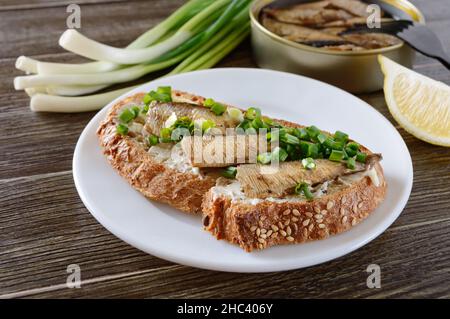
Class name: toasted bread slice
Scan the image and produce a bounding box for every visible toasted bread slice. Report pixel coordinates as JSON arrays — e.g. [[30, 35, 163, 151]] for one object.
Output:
[[98, 89, 387, 252], [97, 91, 219, 214]]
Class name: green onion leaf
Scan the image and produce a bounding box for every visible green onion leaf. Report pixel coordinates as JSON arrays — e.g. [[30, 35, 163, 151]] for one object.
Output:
[[345, 146, 357, 157], [203, 98, 215, 108], [356, 152, 367, 163], [301, 157, 316, 170], [174, 116, 192, 129], [159, 127, 173, 143], [257, 152, 272, 165], [251, 117, 266, 129], [222, 166, 237, 179], [329, 149, 344, 162], [132, 106, 141, 118], [294, 128, 309, 140], [347, 142, 360, 151], [116, 123, 128, 136], [245, 107, 261, 120], [237, 119, 250, 131], [202, 119, 216, 132], [119, 108, 135, 123], [282, 133, 300, 145], [148, 134, 158, 146], [271, 147, 288, 162], [331, 140, 345, 150], [323, 137, 334, 149], [306, 125, 321, 140], [142, 104, 149, 114], [347, 157, 356, 169], [144, 87, 172, 105], [156, 86, 171, 96], [342, 148, 349, 160], [210, 102, 226, 115], [334, 130, 349, 143], [317, 133, 327, 144], [300, 141, 319, 158], [295, 182, 314, 200]]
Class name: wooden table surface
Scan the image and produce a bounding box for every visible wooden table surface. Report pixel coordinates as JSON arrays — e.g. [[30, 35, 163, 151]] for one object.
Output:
[[1, 0, 449, 299]]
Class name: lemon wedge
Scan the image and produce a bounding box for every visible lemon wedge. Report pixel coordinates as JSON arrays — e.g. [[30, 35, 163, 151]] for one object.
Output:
[[378, 55, 450, 147]]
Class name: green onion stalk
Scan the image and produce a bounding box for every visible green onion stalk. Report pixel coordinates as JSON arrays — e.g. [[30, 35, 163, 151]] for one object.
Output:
[[15, 0, 252, 112]]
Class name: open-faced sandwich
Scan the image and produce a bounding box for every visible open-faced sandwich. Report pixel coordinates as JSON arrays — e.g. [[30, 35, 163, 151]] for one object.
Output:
[[97, 86, 386, 252]]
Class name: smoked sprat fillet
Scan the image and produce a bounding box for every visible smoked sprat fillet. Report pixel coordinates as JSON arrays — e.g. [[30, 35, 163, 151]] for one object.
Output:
[[98, 89, 387, 252], [260, 0, 401, 51]]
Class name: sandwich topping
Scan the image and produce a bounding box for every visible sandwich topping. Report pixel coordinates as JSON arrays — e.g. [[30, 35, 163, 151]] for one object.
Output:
[[115, 86, 383, 202]]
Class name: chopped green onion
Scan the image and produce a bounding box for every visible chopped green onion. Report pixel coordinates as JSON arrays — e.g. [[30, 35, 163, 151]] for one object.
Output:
[[257, 152, 272, 165], [329, 149, 344, 162], [174, 116, 192, 129], [323, 147, 332, 158], [119, 108, 135, 123], [144, 86, 172, 105], [282, 133, 300, 145], [131, 106, 141, 118], [156, 86, 172, 96], [300, 141, 319, 158], [331, 140, 345, 150], [245, 107, 261, 120], [356, 152, 367, 163], [347, 142, 360, 151], [142, 104, 149, 114], [323, 137, 334, 149], [116, 123, 128, 136], [295, 182, 314, 200], [347, 157, 356, 169], [262, 117, 275, 127], [345, 146, 357, 157], [148, 134, 159, 146], [317, 133, 327, 144], [227, 107, 244, 122], [334, 130, 349, 142], [237, 119, 250, 131], [251, 117, 266, 129], [271, 147, 288, 162], [159, 127, 173, 143], [203, 98, 215, 108], [306, 125, 321, 140], [301, 157, 316, 170], [210, 102, 226, 115], [295, 128, 309, 140], [286, 144, 302, 161], [222, 166, 237, 179], [202, 119, 216, 132], [342, 148, 349, 160]]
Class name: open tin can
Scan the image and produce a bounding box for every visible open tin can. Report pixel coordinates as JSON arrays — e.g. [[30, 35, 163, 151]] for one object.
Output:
[[250, 0, 425, 93]]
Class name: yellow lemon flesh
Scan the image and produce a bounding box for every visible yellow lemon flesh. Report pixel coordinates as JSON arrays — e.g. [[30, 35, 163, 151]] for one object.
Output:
[[379, 55, 450, 147]]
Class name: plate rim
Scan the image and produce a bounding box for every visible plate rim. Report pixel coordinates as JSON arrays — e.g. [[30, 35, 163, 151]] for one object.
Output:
[[73, 67, 413, 273]]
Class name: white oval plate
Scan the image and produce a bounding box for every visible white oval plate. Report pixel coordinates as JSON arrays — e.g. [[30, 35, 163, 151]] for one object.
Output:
[[73, 68, 412, 273]]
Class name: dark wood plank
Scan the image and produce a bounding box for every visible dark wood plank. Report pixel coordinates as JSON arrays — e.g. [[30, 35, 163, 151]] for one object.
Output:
[[0, 165, 448, 298], [0, 0, 127, 11], [0, 0, 449, 299]]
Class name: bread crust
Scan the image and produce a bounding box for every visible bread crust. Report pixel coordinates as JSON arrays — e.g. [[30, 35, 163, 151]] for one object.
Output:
[[202, 163, 386, 252], [97, 92, 216, 214]]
